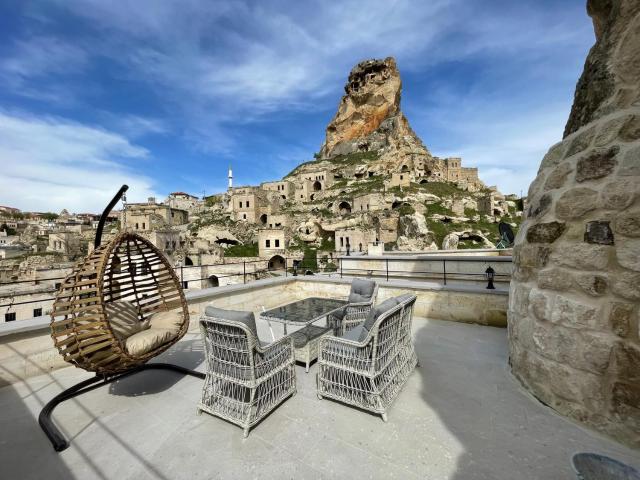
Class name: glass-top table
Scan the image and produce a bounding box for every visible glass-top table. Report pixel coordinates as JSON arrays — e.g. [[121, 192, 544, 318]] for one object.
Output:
[[261, 297, 347, 335]]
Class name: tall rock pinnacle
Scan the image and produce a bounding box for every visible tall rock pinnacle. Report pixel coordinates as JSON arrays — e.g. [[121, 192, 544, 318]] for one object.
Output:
[[319, 57, 430, 160]]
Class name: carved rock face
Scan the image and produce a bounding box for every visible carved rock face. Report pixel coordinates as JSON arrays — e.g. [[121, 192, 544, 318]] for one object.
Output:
[[319, 57, 428, 161], [509, 0, 640, 448]]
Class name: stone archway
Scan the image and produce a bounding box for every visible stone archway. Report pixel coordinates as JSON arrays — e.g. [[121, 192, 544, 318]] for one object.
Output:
[[184, 256, 194, 266], [420, 179, 428, 184], [268, 254, 285, 271], [259, 213, 267, 225], [208, 275, 219, 287], [338, 201, 351, 214], [313, 180, 322, 191]]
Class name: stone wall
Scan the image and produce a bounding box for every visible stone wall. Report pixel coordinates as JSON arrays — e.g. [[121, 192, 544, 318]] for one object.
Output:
[[509, 0, 640, 448]]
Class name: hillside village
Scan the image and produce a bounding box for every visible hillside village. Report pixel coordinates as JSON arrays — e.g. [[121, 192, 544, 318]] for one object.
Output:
[[1, 57, 523, 321]]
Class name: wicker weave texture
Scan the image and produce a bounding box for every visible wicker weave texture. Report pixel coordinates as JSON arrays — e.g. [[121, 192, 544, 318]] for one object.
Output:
[[317, 295, 417, 420], [198, 316, 296, 437], [50, 231, 189, 375], [329, 285, 378, 336]]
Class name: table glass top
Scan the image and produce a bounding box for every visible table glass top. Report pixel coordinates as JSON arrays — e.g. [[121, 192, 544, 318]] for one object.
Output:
[[261, 297, 347, 324]]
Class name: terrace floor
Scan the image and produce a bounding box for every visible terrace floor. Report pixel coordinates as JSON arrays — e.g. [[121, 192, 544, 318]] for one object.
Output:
[[2, 318, 638, 480]]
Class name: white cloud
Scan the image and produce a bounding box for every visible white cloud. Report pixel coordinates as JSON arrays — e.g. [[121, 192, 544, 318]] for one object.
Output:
[[0, 111, 160, 212]]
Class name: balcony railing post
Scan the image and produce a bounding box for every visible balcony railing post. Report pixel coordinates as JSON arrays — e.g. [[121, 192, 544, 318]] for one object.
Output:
[[180, 265, 184, 287], [443, 259, 447, 285], [285, 257, 287, 277], [340, 258, 343, 278], [243, 261, 246, 284], [386, 258, 389, 282]]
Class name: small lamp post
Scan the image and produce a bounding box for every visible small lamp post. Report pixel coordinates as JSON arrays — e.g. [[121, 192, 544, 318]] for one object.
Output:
[[346, 241, 351, 256], [485, 266, 496, 290]]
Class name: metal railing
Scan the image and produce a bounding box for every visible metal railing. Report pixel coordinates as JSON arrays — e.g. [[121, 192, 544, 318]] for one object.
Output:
[[0, 254, 511, 310]]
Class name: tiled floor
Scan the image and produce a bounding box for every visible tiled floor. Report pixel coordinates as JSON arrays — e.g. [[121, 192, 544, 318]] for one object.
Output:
[[1, 318, 638, 479]]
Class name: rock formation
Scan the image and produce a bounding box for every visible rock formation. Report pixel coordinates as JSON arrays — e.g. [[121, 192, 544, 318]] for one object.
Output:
[[319, 57, 432, 165], [509, 0, 640, 447]]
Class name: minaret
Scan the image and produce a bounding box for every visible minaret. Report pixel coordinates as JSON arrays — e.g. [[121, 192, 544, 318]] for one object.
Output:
[[228, 165, 233, 190]]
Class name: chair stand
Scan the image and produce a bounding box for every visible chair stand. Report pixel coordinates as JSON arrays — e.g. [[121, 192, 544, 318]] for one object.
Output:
[[39, 363, 205, 452]]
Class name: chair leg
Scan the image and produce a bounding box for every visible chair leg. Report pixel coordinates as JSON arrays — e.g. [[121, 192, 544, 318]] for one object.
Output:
[[381, 412, 388, 423], [305, 360, 309, 373], [243, 427, 250, 438], [39, 362, 205, 452]]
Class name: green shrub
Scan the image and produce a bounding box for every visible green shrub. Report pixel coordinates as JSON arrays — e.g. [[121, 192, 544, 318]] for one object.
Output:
[[225, 243, 259, 257], [397, 204, 415, 216]]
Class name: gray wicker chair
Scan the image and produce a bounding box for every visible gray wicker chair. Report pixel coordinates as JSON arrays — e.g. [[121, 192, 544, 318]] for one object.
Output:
[[317, 294, 417, 421], [328, 278, 379, 336], [198, 306, 296, 437]]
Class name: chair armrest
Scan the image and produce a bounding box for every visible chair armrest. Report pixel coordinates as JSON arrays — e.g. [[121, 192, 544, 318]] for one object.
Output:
[[254, 335, 295, 378], [319, 334, 373, 365]]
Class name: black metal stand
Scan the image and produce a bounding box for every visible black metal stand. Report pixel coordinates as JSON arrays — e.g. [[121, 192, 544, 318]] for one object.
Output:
[[39, 363, 205, 452]]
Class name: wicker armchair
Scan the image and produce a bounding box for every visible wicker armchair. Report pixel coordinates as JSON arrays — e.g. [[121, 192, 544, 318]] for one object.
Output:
[[328, 278, 379, 336], [198, 307, 296, 437], [317, 294, 417, 421]]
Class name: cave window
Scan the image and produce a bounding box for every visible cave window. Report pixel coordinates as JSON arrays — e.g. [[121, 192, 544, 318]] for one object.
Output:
[[239, 201, 243, 208], [340, 237, 344, 247], [243, 214, 246, 220], [359, 243, 362, 252], [400, 175, 403, 180], [246, 200, 250, 208], [275, 239, 280, 247], [266, 240, 270, 247], [142, 222, 145, 229]]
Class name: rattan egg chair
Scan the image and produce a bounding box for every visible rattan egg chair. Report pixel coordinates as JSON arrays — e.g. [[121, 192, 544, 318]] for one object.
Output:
[[39, 185, 204, 452]]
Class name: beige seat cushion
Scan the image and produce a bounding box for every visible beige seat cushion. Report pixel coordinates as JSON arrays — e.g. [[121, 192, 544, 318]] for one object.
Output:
[[149, 309, 183, 336], [125, 328, 177, 357], [105, 301, 148, 340]]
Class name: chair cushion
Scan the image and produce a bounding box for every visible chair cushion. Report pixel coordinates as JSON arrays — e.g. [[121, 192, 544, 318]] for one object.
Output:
[[204, 306, 257, 337], [348, 278, 376, 304], [360, 297, 400, 341], [105, 301, 147, 340], [149, 309, 183, 336], [125, 328, 177, 357], [341, 324, 365, 342]]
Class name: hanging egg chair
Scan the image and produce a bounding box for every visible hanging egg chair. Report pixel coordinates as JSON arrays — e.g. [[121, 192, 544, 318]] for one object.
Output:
[[50, 230, 189, 373], [39, 185, 204, 452]]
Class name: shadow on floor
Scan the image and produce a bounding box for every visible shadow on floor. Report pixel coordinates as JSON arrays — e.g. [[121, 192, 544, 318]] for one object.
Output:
[[108, 337, 204, 396], [412, 321, 639, 480]]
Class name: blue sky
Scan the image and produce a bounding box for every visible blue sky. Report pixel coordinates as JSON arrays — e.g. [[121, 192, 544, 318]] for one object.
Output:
[[0, 0, 594, 213]]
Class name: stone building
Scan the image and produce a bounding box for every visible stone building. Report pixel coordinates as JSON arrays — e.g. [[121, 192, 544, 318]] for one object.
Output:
[[388, 172, 410, 188], [47, 232, 82, 257], [353, 193, 388, 212], [335, 227, 376, 255], [261, 181, 294, 200], [229, 187, 268, 222], [0, 284, 56, 323], [259, 213, 289, 228], [146, 229, 184, 261], [258, 229, 287, 270], [509, 0, 640, 448], [125, 199, 188, 231], [166, 192, 200, 211], [292, 170, 334, 202]]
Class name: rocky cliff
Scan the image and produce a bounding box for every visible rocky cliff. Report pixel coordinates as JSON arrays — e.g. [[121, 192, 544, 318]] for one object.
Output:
[[319, 57, 431, 166]]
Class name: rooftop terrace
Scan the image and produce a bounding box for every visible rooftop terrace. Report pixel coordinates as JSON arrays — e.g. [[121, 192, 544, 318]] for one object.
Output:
[[1, 277, 638, 479]]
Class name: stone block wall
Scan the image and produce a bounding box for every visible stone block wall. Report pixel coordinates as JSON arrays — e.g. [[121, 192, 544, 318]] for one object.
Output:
[[509, 0, 640, 448]]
